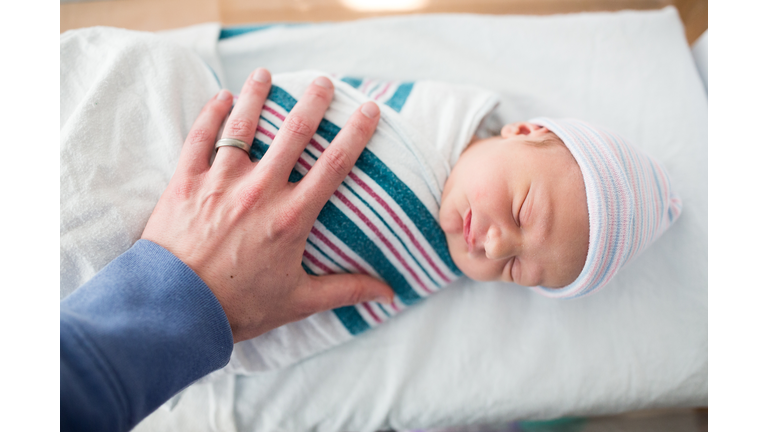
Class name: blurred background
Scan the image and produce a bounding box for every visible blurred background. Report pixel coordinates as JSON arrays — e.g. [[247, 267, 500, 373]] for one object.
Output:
[[61, 0, 706, 45]]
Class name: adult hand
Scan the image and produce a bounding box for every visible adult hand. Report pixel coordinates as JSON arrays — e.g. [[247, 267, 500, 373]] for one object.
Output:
[[142, 68, 393, 343]]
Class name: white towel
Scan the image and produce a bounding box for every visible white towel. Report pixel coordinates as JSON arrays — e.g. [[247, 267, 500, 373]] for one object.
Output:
[[60, 27, 220, 299]]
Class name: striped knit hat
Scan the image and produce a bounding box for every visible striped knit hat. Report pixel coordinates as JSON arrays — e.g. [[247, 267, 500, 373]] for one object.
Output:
[[528, 118, 683, 299]]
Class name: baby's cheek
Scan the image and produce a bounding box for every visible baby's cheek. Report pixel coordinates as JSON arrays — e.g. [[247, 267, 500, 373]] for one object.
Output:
[[438, 204, 462, 234], [454, 253, 504, 282], [444, 231, 464, 259], [445, 234, 473, 276]]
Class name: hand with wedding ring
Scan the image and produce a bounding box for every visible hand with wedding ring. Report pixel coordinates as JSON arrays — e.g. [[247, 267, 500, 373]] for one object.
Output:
[[141, 68, 394, 343]]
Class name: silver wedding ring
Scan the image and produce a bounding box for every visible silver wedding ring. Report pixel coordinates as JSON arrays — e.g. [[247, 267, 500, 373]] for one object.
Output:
[[215, 138, 251, 154]]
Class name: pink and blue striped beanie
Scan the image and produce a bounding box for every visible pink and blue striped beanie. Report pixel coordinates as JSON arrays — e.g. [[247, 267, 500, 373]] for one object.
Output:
[[528, 118, 683, 299]]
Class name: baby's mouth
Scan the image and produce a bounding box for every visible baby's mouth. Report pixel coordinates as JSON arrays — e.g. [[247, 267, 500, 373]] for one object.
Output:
[[463, 208, 474, 252]]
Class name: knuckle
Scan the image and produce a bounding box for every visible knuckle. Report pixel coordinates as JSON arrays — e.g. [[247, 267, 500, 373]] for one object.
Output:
[[305, 86, 331, 101], [171, 179, 197, 201], [294, 296, 319, 319], [274, 203, 303, 235], [345, 277, 366, 305], [191, 186, 226, 213], [225, 117, 255, 138], [347, 117, 371, 140], [207, 97, 228, 114], [187, 128, 211, 147], [282, 116, 313, 140], [236, 186, 264, 210], [262, 200, 305, 241], [244, 79, 270, 95], [200, 183, 226, 204], [321, 146, 352, 179]]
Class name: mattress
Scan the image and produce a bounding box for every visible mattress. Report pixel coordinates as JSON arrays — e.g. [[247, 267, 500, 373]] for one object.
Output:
[[125, 7, 707, 431]]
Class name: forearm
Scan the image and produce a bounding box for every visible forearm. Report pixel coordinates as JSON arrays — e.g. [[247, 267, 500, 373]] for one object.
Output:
[[60, 240, 233, 432]]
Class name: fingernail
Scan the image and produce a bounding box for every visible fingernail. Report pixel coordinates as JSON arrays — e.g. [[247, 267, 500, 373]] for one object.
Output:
[[313, 76, 332, 89], [252, 68, 270, 83], [217, 89, 231, 100], [374, 296, 392, 305], [361, 101, 379, 119]]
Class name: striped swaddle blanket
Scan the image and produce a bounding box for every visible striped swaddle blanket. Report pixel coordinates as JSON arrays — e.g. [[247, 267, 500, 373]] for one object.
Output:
[[228, 71, 500, 372]]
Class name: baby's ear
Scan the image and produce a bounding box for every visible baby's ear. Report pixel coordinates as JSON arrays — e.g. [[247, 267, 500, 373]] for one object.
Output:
[[501, 122, 549, 138]]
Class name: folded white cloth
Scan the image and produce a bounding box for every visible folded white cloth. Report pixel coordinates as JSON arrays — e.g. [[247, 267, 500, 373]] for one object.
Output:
[[228, 72, 499, 372], [60, 27, 220, 300]]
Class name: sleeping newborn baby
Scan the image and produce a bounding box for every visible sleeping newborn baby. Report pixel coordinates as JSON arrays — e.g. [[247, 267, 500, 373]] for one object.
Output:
[[440, 122, 590, 290], [224, 71, 682, 372]]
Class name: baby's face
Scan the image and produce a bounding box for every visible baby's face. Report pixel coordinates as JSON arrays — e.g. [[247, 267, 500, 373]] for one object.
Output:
[[439, 122, 589, 288]]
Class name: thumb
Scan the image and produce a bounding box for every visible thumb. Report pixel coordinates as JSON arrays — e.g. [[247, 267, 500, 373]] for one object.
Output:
[[302, 273, 395, 314]]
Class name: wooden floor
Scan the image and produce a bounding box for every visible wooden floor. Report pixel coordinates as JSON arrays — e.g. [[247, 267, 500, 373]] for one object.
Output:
[[61, 0, 707, 44]]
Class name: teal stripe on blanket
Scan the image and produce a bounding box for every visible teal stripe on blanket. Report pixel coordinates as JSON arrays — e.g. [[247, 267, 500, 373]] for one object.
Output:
[[317, 202, 423, 305], [332, 306, 371, 335], [301, 262, 314, 275], [250, 139, 304, 183], [337, 77, 413, 113], [385, 82, 414, 112], [307, 238, 350, 273], [220, 24, 277, 39], [301, 261, 371, 335], [266, 85, 461, 276], [340, 77, 363, 88], [354, 151, 461, 276], [219, 23, 307, 40], [340, 183, 441, 287]]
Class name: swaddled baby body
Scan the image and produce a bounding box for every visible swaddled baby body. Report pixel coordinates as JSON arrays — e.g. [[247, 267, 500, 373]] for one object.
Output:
[[224, 71, 682, 372]]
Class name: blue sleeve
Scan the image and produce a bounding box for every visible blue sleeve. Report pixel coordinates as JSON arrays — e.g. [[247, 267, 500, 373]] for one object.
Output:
[[60, 240, 234, 432]]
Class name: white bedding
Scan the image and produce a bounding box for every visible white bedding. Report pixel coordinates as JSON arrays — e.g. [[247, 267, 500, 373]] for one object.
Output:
[[69, 7, 706, 431]]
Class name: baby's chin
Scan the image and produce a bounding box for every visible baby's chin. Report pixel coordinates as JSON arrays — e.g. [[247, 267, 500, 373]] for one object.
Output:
[[457, 263, 497, 282]]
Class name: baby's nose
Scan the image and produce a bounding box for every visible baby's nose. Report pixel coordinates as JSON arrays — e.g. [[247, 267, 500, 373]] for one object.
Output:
[[484, 225, 520, 260]]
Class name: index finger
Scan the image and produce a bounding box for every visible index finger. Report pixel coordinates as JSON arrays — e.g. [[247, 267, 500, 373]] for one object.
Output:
[[293, 101, 380, 212]]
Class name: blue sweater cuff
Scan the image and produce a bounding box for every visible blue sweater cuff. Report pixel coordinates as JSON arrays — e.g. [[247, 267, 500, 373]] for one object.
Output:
[[60, 239, 233, 432]]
